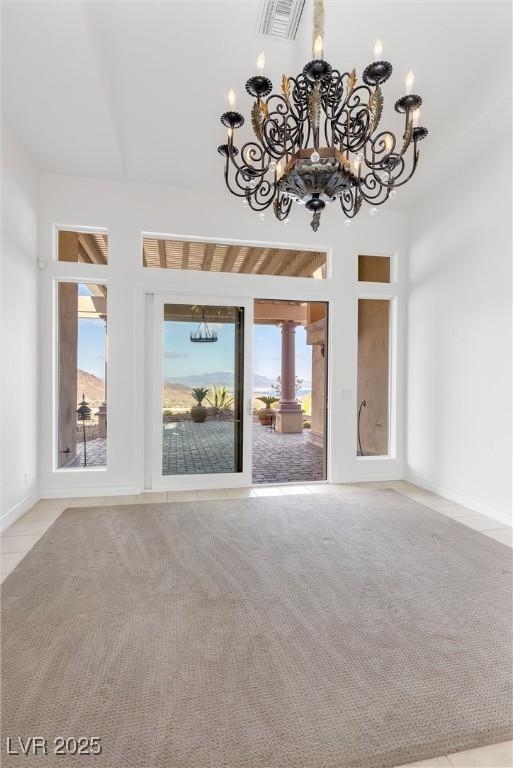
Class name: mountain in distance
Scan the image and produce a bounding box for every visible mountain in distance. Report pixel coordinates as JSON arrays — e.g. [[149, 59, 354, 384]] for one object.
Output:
[[165, 372, 235, 387], [253, 373, 277, 390], [165, 371, 277, 389], [77, 369, 105, 405]]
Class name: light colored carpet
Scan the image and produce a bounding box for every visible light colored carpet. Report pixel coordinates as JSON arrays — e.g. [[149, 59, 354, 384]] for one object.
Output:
[[1, 491, 512, 767]]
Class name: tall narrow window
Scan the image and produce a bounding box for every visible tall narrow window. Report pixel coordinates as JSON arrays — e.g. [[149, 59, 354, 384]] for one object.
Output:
[[357, 299, 390, 457], [57, 282, 107, 468], [58, 229, 108, 264]]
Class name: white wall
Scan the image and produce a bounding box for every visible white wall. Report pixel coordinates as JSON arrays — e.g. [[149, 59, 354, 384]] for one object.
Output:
[[36, 173, 407, 497], [0, 125, 40, 528], [406, 134, 512, 524]]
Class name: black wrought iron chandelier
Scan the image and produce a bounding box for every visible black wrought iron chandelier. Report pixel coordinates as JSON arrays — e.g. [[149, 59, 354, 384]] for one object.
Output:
[[218, 0, 428, 232]]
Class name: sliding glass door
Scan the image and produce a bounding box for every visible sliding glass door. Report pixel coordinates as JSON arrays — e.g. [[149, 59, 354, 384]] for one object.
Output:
[[151, 295, 253, 488]]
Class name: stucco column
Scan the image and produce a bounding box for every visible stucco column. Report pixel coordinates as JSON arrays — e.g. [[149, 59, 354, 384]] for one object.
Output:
[[276, 321, 303, 433]]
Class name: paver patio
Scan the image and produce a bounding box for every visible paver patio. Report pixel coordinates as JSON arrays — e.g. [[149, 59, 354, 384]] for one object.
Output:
[[251, 423, 325, 483], [77, 421, 325, 483]]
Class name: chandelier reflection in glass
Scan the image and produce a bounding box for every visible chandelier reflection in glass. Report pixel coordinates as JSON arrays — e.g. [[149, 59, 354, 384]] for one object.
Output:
[[190, 308, 218, 343], [218, 2, 428, 232]]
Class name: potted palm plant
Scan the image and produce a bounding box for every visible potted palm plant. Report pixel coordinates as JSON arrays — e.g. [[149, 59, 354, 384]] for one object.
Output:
[[190, 387, 209, 423], [256, 395, 279, 425]]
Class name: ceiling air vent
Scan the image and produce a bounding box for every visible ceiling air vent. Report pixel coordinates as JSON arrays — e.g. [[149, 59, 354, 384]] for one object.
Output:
[[257, 0, 305, 41]]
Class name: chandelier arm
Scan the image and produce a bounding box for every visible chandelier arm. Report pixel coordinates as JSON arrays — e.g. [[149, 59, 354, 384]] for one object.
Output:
[[223, 166, 256, 199], [273, 193, 293, 220], [259, 95, 301, 157], [322, 70, 346, 119], [246, 179, 277, 212], [340, 187, 362, 218], [222, 155, 254, 199], [223, 149, 270, 201], [387, 146, 420, 188], [332, 103, 372, 152], [262, 114, 300, 159], [226, 141, 271, 181], [363, 130, 398, 170], [358, 171, 392, 205], [325, 73, 359, 125], [366, 141, 419, 191]]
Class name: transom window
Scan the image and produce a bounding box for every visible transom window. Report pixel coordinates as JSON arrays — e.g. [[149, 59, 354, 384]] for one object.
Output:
[[142, 237, 326, 279]]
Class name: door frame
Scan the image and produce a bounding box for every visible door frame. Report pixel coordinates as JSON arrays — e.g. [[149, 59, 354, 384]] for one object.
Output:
[[149, 292, 254, 491]]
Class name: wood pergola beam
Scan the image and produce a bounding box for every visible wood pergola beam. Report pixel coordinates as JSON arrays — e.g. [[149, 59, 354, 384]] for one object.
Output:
[[222, 246, 239, 273], [267, 249, 290, 275], [182, 241, 190, 270], [239, 247, 262, 274], [78, 233, 106, 265], [157, 239, 167, 268], [281, 251, 313, 277], [297, 252, 326, 277], [202, 242, 215, 271]]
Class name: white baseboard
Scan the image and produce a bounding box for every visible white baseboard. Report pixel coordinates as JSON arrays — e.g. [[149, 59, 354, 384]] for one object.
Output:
[[39, 484, 138, 499], [0, 491, 40, 532], [334, 471, 403, 483], [404, 469, 512, 527]]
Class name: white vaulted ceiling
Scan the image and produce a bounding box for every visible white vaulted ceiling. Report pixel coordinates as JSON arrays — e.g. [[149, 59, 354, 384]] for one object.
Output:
[[3, 1, 511, 207]]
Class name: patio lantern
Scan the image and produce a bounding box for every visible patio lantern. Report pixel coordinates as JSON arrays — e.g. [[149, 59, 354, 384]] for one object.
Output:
[[190, 308, 218, 343], [76, 394, 92, 467]]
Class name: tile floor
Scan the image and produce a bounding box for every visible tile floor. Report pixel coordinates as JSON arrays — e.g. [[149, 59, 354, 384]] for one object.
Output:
[[1, 480, 511, 768]]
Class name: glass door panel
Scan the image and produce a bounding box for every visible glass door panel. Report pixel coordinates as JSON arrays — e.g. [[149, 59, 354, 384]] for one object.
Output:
[[162, 303, 243, 475], [151, 296, 252, 488]]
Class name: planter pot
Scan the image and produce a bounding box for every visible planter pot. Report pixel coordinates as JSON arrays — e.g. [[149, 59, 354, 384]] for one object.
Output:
[[191, 405, 207, 423], [258, 408, 275, 426]]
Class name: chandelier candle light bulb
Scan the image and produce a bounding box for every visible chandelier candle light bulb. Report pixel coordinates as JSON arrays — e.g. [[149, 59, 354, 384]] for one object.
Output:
[[218, 0, 428, 231], [313, 34, 323, 60]]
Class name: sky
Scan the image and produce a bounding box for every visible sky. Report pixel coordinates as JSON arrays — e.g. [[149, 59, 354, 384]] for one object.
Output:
[[164, 320, 235, 380], [77, 283, 106, 378], [76, 286, 313, 388], [253, 324, 311, 382], [163, 320, 311, 385], [78, 318, 106, 378]]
